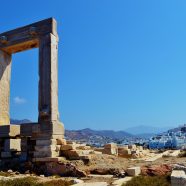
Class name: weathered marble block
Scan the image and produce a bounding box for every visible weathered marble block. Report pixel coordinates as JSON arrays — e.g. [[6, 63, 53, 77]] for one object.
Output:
[[171, 170, 186, 186], [126, 167, 141, 176], [4, 139, 21, 152]]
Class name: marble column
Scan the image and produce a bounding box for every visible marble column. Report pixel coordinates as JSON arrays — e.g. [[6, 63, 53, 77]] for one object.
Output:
[[0, 50, 12, 125], [38, 33, 60, 124]]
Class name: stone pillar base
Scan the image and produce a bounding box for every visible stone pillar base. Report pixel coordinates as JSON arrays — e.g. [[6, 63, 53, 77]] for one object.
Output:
[[0, 125, 21, 159], [0, 122, 65, 159], [32, 121, 64, 139], [31, 121, 65, 158]]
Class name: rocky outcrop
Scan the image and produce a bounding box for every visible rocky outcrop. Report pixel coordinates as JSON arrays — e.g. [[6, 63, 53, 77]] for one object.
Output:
[[141, 164, 172, 176], [33, 162, 87, 177], [90, 168, 125, 177]]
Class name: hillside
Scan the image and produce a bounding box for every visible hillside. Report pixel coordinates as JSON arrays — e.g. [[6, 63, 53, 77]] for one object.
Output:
[[65, 128, 133, 140], [11, 119, 177, 140], [125, 125, 171, 135]]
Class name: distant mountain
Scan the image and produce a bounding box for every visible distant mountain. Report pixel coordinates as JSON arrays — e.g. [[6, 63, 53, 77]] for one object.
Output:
[[135, 133, 155, 139], [168, 125, 186, 133], [11, 119, 169, 140], [10, 119, 32, 124], [125, 125, 171, 135], [65, 128, 133, 140]]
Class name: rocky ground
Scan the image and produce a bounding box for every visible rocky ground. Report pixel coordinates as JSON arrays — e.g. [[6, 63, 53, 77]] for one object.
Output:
[[73, 153, 183, 174], [0, 152, 183, 185]]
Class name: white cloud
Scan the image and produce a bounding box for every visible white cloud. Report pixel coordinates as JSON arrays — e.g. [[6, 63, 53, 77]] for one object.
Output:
[[14, 96, 27, 104]]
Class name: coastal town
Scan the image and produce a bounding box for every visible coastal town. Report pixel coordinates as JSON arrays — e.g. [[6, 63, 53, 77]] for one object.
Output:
[[66, 124, 186, 151], [149, 125, 186, 150]]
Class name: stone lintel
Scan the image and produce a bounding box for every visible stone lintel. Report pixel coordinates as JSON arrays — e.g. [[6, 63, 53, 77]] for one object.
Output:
[[0, 18, 58, 54]]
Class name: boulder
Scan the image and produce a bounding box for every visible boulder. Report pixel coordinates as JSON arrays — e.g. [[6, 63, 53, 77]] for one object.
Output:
[[141, 164, 172, 176], [45, 162, 87, 177], [60, 144, 76, 151], [90, 168, 125, 176], [56, 138, 66, 145]]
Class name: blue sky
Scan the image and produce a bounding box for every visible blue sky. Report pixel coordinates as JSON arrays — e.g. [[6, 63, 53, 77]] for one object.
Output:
[[1, 0, 186, 130]]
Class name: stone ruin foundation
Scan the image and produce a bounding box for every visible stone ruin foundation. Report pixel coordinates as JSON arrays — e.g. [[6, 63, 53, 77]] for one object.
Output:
[[0, 18, 139, 176], [0, 18, 65, 163]]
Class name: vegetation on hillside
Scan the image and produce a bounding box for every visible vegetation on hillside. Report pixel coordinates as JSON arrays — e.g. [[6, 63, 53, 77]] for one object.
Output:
[[122, 175, 171, 186], [0, 177, 70, 186]]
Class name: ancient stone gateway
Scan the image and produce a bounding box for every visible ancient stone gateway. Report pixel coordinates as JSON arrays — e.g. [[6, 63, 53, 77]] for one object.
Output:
[[0, 18, 65, 161]]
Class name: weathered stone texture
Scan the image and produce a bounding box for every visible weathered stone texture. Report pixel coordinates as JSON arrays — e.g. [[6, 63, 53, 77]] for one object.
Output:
[[0, 51, 11, 125], [4, 139, 21, 152], [38, 33, 59, 123], [171, 170, 186, 186], [0, 18, 65, 160], [126, 167, 141, 176]]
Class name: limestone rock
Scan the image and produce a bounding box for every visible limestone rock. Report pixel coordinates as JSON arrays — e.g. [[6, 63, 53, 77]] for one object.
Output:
[[56, 138, 66, 145], [171, 170, 186, 186], [104, 143, 117, 149], [4, 139, 21, 152], [61, 144, 76, 151], [44, 162, 87, 177], [70, 178, 84, 184], [103, 143, 118, 155], [126, 167, 141, 176]]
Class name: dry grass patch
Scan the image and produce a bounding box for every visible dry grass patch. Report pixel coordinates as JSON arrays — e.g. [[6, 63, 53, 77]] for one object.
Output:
[[0, 177, 70, 186], [122, 175, 171, 186]]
